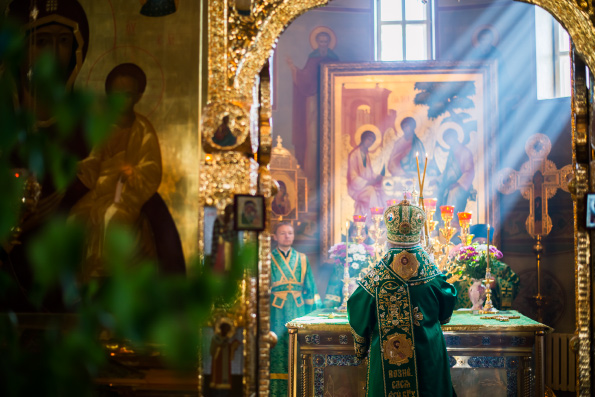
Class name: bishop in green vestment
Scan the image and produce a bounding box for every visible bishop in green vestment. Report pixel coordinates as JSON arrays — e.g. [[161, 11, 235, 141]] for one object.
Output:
[[348, 200, 457, 397], [270, 222, 320, 396]]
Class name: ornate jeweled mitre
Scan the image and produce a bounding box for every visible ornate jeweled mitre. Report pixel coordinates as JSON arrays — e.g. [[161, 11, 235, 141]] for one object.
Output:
[[384, 199, 426, 245]]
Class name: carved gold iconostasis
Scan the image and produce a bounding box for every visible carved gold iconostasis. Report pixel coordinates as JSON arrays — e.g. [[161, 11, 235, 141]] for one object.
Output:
[[6, 0, 592, 395]]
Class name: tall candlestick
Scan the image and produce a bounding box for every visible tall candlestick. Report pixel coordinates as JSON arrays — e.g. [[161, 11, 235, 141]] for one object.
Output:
[[345, 220, 350, 242], [337, 220, 352, 313], [486, 224, 490, 271], [415, 152, 422, 194], [420, 153, 428, 195], [481, 223, 497, 313]]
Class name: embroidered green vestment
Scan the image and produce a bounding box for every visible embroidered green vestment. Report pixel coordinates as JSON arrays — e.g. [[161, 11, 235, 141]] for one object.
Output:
[[347, 246, 457, 397], [270, 247, 320, 396]]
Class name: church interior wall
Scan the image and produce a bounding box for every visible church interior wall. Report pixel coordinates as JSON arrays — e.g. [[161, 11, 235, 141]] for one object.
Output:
[[273, 0, 575, 331]]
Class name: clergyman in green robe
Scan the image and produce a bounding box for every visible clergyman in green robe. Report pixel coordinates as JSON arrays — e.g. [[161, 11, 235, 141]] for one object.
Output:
[[270, 222, 321, 396], [348, 199, 457, 397]]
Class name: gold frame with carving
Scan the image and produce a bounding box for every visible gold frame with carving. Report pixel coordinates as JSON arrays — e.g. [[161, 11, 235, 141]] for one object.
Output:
[[319, 61, 499, 255]]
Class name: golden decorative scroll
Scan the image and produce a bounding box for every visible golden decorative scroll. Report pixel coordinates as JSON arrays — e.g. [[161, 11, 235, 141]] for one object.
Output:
[[257, 70, 274, 397], [571, 51, 591, 397], [517, 1, 595, 76], [203, 2, 332, 395]]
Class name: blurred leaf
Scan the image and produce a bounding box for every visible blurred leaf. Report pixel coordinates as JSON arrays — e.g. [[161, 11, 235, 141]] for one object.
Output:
[[27, 219, 84, 306], [46, 143, 78, 191], [0, 171, 24, 243], [0, 18, 245, 396], [84, 93, 126, 148]]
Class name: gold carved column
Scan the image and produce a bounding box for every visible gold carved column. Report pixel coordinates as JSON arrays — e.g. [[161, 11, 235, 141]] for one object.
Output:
[[513, 1, 595, 395], [200, 1, 330, 396]]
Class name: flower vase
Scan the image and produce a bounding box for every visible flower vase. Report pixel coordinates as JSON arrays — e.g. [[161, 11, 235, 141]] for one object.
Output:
[[468, 278, 487, 310]]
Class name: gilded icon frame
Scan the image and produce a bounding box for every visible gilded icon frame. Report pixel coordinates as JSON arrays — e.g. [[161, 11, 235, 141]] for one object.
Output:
[[319, 61, 500, 253], [234, 194, 266, 231]]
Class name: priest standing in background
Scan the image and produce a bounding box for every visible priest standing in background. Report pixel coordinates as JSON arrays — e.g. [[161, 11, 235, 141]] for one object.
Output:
[[348, 199, 457, 396], [270, 222, 321, 396]]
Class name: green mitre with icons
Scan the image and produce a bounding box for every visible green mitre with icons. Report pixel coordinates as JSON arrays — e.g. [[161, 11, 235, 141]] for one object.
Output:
[[384, 199, 426, 245]]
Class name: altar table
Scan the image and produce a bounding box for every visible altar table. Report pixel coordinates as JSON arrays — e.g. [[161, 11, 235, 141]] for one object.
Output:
[[286, 309, 551, 397]]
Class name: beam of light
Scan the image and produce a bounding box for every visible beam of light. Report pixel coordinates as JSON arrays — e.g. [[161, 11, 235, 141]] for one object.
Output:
[[434, 2, 571, 231], [270, 1, 572, 253]]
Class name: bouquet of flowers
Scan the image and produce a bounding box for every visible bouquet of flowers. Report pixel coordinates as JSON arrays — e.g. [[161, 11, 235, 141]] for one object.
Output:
[[328, 242, 374, 276], [447, 243, 504, 282]]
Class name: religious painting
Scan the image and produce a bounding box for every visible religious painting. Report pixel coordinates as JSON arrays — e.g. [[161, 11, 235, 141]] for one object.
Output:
[[75, 0, 201, 270], [297, 177, 308, 212], [271, 170, 298, 220], [202, 317, 244, 396], [272, 8, 374, 191], [234, 195, 265, 231], [320, 62, 498, 252], [586, 193, 595, 229], [203, 205, 237, 273], [0, 0, 202, 303]]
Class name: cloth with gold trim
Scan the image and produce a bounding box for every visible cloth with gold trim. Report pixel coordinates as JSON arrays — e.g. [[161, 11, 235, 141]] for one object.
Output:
[[347, 246, 457, 397], [270, 247, 320, 396]]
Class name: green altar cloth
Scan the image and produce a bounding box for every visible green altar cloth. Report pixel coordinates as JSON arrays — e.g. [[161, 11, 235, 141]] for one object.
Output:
[[288, 309, 550, 332]]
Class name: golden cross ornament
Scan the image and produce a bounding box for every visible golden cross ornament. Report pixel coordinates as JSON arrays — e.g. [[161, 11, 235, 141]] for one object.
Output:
[[496, 133, 572, 238]]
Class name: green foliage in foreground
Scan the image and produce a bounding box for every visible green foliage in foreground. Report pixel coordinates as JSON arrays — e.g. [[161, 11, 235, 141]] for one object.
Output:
[[0, 19, 245, 396]]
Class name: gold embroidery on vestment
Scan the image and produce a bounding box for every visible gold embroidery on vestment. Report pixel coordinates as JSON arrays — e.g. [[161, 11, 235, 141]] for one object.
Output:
[[390, 251, 419, 280], [383, 334, 414, 365], [413, 307, 423, 326]]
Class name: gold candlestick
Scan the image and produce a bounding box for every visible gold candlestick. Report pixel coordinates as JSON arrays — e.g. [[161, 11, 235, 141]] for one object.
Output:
[[370, 207, 384, 262], [457, 212, 474, 246], [439, 207, 457, 243], [336, 220, 352, 313], [354, 217, 366, 245], [481, 224, 498, 313], [423, 199, 438, 245], [432, 206, 456, 271]]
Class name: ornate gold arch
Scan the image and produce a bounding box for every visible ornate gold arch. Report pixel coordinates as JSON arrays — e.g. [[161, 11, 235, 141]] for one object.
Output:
[[514, 2, 594, 396], [202, 0, 594, 395], [517, 0, 595, 73]]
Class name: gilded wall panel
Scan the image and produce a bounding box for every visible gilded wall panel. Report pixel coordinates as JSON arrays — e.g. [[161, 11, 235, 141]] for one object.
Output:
[[75, 0, 201, 267]]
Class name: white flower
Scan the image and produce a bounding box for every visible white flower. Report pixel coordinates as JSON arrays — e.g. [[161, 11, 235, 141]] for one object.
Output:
[[345, 257, 352, 263], [475, 244, 488, 252], [351, 263, 360, 270]]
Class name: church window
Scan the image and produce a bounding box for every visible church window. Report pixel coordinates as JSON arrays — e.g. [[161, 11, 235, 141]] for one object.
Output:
[[535, 6, 570, 99], [376, 0, 433, 61]]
